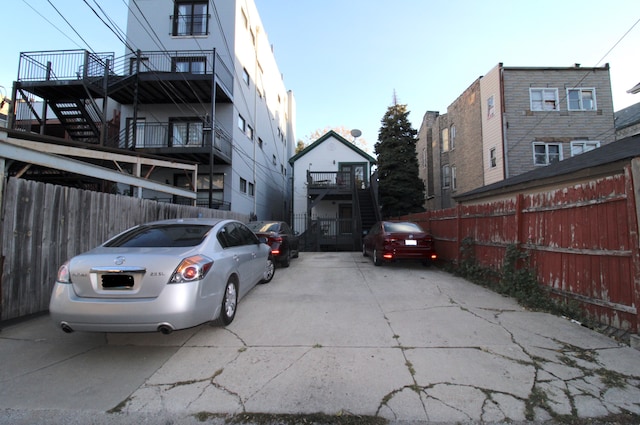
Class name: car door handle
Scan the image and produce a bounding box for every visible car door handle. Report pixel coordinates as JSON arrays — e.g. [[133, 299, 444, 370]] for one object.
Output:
[[233, 255, 239, 262]]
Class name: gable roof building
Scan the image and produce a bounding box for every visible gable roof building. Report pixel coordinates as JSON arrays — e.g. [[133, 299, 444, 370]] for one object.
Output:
[[289, 131, 378, 251]]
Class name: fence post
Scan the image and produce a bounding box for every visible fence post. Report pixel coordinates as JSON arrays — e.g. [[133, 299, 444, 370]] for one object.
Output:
[[626, 161, 640, 335], [515, 193, 523, 247], [456, 204, 462, 265]]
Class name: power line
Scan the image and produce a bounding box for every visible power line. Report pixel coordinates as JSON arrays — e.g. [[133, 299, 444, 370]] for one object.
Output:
[[46, 0, 95, 52]]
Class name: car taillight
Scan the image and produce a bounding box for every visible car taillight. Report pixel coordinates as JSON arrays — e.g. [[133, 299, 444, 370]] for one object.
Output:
[[57, 261, 71, 283], [170, 255, 213, 283], [270, 236, 283, 255]]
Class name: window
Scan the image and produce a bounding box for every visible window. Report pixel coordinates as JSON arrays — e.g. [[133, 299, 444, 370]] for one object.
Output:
[[174, 173, 224, 206], [450, 125, 456, 150], [487, 95, 495, 119], [442, 165, 451, 188], [489, 147, 497, 168], [247, 125, 254, 141], [567, 88, 596, 111], [451, 166, 457, 190], [172, 57, 206, 74], [125, 117, 146, 148], [258, 137, 264, 149], [571, 140, 600, 156], [240, 177, 247, 193], [441, 128, 449, 152], [173, 1, 208, 36], [530, 88, 559, 111], [272, 154, 277, 165], [170, 118, 203, 147], [242, 68, 250, 86], [248, 182, 255, 196], [129, 57, 150, 74], [237, 115, 246, 133], [533, 142, 562, 165]]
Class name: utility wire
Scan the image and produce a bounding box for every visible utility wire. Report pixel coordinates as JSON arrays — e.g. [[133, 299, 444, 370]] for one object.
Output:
[[46, 0, 95, 52]]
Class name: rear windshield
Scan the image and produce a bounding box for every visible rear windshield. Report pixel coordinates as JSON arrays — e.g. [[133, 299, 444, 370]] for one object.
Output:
[[384, 222, 424, 233], [104, 224, 213, 248], [246, 222, 278, 232]]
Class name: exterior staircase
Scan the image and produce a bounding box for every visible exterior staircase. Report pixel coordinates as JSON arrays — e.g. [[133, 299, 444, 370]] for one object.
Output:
[[48, 99, 102, 143], [358, 187, 379, 234]]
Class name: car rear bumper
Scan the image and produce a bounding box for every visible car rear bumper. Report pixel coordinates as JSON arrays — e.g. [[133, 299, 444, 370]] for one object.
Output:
[[49, 281, 220, 333], [382, 248, 437, 261]]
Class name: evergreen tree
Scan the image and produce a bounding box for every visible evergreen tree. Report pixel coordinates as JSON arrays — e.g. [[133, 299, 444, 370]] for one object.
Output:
[[374, 100, 425, 218]]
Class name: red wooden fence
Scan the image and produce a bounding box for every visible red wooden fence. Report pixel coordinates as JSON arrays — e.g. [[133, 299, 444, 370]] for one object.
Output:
[[400, 166, 640, 332]]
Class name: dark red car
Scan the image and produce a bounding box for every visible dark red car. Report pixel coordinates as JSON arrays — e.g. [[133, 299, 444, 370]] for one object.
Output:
[[246, 221, 299, 267], [362, 221, 437, 266]]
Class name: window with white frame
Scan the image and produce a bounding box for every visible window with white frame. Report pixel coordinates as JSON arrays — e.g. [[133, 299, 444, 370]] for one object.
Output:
[[489, 147, 497, 168], [441, 127, 449, 152], [530, 88, 559, 111], [451, 166, 457, 190], [248, 182, 255, 196], [442, 165, 451, 188], [533, 142, 562, 165], [487, 95, 495, 119], [567, 88, 596, 111], [571, 140, 600, 156], [450, 125, 456, 150]]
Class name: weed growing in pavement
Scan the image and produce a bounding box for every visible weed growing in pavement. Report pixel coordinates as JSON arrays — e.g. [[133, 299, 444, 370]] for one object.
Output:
[[454, 240, 592, 326]]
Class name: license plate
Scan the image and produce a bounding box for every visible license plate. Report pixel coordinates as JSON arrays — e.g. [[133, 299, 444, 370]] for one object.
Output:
[[405, 239, 417, 246]]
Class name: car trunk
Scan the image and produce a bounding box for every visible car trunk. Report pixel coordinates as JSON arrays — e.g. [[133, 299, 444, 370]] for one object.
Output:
[[68, 247, 194, 299]]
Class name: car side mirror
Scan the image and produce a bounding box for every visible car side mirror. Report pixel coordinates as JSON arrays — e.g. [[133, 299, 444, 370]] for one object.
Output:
[[258, 236, 268, 245]]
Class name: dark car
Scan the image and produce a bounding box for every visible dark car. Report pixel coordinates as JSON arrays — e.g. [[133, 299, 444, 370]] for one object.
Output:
[[363, 221, 437, 267], [246, 221, 299, 267]]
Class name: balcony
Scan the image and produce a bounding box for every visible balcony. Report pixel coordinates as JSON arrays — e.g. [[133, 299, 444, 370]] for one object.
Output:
[[120, 121, 232, 164], [16, 49, 233, 104]]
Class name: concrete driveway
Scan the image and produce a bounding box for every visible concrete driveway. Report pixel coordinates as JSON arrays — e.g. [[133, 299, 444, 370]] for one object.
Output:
[[1, 252, 639, 424]]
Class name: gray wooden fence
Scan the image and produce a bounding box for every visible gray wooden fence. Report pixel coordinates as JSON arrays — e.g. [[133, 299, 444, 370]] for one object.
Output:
[[0, 177, 247, 322]]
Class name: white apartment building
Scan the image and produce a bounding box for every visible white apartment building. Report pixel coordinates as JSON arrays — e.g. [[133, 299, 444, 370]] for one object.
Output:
[[122, 0, 296, 219], [10, 0, 295, 220]]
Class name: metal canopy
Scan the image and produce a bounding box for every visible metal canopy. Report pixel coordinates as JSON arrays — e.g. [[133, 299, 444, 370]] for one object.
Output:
[[0, 130, 197, 199]]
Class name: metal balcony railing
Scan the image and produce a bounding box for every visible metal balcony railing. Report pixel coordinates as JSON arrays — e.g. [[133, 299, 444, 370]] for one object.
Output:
[[119, 121, 232, 159], [17, 49, 234, 97]]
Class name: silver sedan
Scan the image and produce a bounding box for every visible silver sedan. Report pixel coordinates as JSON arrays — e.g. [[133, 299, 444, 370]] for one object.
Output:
[[49, 218, 275, 334]]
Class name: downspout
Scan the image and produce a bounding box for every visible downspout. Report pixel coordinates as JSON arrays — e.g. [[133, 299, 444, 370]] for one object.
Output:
[[253, 28, 259, 218], [209, 49, 217, 209], [499, 64, 509, 179]]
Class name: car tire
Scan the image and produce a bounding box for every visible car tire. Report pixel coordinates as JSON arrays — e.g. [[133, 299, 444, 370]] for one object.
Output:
[[292, 249, 299, 259], [213, 279, 238, 326], [422, 259, 432, 267], [373, 249, 382, 266], [362, 243, 368, 257], [261, 255, 275, 283], [281, 250, 291, 267]]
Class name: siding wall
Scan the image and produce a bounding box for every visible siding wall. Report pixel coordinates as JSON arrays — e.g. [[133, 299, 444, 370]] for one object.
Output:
[[502, 67, 616, 178]]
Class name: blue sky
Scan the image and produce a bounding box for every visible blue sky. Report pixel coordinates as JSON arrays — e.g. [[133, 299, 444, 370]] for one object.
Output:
[[2, 1, 639, 154]]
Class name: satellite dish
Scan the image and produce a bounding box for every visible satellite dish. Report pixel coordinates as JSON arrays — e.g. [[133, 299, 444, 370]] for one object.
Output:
[[350, 129, 362, 139]]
